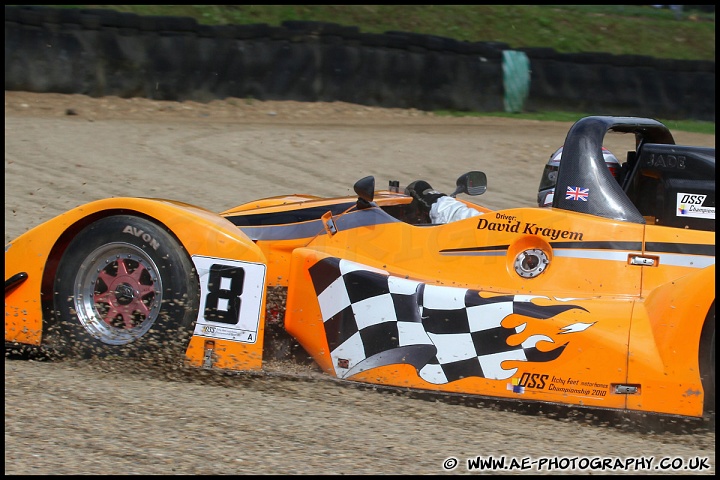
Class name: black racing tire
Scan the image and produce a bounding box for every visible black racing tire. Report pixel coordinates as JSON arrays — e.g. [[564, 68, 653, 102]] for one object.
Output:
[[699, 302, 715, 413], [48, 215, 200, 360]]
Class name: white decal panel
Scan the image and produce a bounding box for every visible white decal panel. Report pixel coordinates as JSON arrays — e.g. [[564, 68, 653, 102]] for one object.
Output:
[[676, 193, 715, 220], [192, 255, 266, 343]]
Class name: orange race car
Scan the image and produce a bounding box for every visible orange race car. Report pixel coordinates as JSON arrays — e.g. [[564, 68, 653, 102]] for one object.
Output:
[[5, 116, 715, 419]]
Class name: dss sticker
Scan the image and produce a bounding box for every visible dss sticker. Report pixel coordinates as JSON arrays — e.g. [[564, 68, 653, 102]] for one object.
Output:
[[676, 193, 715, 220]]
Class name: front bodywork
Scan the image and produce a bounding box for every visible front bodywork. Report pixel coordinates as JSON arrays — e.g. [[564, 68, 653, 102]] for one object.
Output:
[[5, 116, 715, 418], [5, 197, 269, 371]]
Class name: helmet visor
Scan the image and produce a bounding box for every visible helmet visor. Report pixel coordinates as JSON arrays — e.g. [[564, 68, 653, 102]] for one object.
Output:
[[538, 164, 558, 191]]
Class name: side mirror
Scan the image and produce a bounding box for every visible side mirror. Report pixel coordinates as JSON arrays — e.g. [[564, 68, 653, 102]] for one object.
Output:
[[354, 175, 375, 209], [450, 171, 487, 198]]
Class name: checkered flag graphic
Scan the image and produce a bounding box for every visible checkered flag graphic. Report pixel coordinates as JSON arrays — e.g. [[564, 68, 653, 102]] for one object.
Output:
[[309, 257, 587, 383]]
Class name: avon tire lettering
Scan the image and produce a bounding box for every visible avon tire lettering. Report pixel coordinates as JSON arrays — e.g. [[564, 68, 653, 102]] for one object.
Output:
[[122, 225, 160, 250]]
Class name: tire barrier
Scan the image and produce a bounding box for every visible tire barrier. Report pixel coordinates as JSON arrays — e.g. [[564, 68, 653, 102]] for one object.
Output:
[[4, 6, 715, 121]]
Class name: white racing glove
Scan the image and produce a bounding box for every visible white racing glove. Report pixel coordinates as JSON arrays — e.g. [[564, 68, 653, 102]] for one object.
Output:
[[429, 196, 482, 224]]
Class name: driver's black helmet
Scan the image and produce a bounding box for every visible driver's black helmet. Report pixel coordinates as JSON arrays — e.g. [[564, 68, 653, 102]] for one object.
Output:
[[537, 146, 620, 207]]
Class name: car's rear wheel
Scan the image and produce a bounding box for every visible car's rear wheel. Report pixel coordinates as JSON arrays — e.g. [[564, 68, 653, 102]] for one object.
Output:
[[699, 302, 715, 413], [48, 215, 200, 360]]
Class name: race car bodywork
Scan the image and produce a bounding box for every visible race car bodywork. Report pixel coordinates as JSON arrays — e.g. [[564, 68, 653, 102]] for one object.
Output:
[[5, 116, 715, 418]]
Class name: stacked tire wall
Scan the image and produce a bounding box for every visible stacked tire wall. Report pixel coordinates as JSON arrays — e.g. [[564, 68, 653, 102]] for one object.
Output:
[[4, 6, 715, 121]]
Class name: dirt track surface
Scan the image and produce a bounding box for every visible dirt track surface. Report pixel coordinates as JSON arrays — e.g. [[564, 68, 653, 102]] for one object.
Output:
[[4, 91, 716, 475]]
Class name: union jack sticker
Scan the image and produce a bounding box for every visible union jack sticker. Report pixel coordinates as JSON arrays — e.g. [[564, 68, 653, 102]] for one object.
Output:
[[566, 186, 589, 201]]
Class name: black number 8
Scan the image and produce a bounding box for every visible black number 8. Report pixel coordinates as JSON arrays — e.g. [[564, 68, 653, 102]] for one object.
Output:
[[203, 264, 245, 324]]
